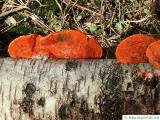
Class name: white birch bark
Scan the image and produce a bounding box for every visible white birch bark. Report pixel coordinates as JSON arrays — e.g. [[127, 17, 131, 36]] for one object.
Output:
[[0, 58, 159, 120]]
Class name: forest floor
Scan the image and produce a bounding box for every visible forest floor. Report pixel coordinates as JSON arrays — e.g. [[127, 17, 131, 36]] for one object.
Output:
[[0, 0, 160, 58]]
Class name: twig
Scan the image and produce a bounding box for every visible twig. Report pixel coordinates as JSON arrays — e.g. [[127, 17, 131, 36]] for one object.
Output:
[[24, 11, 54, 32], [107, 35, 120, 40], [151, 20, 160, 33], [100, 0, 105, 15], [0, 6, 29, 18], [63, 0, 104, 19], [72, 10, 85, 33], [110, 26, 119, 36], [120, 15, 152, 24], [0, 18, 25, 32], [110, 5, 117, 25], [124, 6, 145, 14], [105, 35, 120, 47], [118, 0, 121, 22]]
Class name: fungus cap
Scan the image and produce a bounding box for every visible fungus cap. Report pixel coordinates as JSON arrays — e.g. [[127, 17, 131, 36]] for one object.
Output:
[[8, 34, 42, 58], [116, 34, 157, 64], [146, 40, 160, 70], [8, 30, 103, 59], [40, 30, 102, 59], [33, 36, 53, 58]]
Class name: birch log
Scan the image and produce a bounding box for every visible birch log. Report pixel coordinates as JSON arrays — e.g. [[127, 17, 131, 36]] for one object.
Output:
[[0, 58, 159, 120]]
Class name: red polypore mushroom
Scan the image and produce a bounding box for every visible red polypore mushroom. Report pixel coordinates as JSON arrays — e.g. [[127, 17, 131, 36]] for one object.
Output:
[[116, 34, 157, 64], [8, 34, 42, 58], [146, 40, 160, 70], [40, 30, 102, 59], [8, 30, 102, 59]]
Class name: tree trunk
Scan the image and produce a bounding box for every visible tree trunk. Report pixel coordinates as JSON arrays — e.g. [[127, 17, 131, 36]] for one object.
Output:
[[0, 58, 159, 120]]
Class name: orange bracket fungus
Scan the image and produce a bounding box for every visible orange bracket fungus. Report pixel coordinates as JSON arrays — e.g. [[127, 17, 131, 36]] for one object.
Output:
[[8, 30, 103, 59], [37, 30, 102, 59], [8, 34, 42, 58], [116, 34, 157, 64], [146, 40, 160, 70], [40, 30, 88, 58]]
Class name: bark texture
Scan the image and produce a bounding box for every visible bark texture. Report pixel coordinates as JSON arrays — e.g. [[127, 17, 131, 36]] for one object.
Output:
[[0, 58, 159, 120]]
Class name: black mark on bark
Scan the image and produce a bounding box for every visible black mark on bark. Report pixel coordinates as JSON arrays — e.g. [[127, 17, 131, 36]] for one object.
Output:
[[23, 83, 36, 97], [58, 104, 71, 119], [66, 60, 79, 71], [37, 97, 45, 107], [127, 82, 132, 90], [20, 83, 36, 116], [20, 97, 34, 116]]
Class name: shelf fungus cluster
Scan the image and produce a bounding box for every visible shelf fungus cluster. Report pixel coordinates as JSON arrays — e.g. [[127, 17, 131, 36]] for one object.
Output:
[[8, 30, 160, 70], [8, 30, 103, 59], [116, 34, 160, 70]]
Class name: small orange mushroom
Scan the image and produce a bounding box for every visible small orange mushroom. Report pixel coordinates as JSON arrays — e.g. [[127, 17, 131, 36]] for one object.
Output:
[[116, 34, 157, 64], [8, 34, 42, 58], [146, 40, 160, 70]]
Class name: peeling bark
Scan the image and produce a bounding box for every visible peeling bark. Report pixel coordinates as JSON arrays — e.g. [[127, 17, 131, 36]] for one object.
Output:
[[0, 58, 159, 120]]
